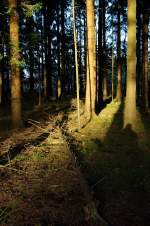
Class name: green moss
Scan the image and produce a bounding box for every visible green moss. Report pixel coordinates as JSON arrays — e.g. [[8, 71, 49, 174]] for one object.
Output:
[[15, 153, 29, 161]]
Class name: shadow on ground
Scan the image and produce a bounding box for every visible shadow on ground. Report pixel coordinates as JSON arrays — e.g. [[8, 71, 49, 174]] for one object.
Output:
[[75, 104, 150, 226]]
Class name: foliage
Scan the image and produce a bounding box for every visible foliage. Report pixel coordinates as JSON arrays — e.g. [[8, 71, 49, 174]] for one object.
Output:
[[10, 57, 26, 68], [21, 2, 42, 17]]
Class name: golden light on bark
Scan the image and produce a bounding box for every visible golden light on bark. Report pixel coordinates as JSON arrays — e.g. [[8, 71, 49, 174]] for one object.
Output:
[[9, 0, 22, 127], [85, 0, 96, 117], [124, 0, 137, 129]]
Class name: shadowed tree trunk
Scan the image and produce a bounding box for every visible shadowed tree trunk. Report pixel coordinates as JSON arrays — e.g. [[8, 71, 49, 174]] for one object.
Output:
[[43, 4, 52, 99], [56, 2, 61, 99], [60, 0, 66, 98], [102, 0, 107, 99], [142, 9, 149, 111], [0, 20, 3, 104], [9, 0, 22, 127], [0, 64, 2, 104], [98, 0, 103, 105], [136, 1, 142, 104], [116, 3, 122, 101], [28, 18, 34, 94]]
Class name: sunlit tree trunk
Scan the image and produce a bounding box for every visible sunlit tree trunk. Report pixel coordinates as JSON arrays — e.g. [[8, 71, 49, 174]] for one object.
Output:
[[72, 0, 80, 131], [142, 9, 149, 111], [116, 4, 122, 101], [85, 0, 96, 117], [124, 0, 137, 128], [9, 0, 22, 127], [78, 11, 83, 96]]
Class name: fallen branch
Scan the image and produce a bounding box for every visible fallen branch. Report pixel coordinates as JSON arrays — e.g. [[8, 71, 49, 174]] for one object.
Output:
[[28, 120, 50, 133], [91, 177, 105, 189]]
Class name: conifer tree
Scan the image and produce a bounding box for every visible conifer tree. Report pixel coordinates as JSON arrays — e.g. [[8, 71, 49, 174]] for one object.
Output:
[[124, 0, 137, 128], [9, 0, 22, 127], [85, 0, 96, 117]]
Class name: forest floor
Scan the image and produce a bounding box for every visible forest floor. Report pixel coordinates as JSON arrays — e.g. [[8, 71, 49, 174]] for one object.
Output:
[[69, 101, 150, 226], [0, 99, 150, 226], [0, 99, 107, 226]]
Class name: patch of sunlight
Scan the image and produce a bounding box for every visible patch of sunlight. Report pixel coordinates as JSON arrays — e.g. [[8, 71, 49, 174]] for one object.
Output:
[[99, 101, 121, 121], [79, 101, 121, 141], [31, 151, 47, 161], [15, 153, 29, 161]]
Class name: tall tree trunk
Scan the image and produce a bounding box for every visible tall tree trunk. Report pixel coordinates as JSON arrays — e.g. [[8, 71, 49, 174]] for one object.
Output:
[[85, 0, 96, 117], [98, 0, 103, 105], [0, 16, 3, 104], [142, 9, 149, 111], [44, 5, 52, 99], [9, 0, 22, 127], [79, 11, 83, 96], [56, 3, 61, 99], [102, 0, 107, 99], [112, 12, 114, 101], [136, 2, 142, 104], [124, 0, 137, 128], [83, 14, 86, 96], [27, 17, 34, 93], [72, 0, 80, 131], [38, 43, 42, 106], [0, 65, 2, 104], [29, 46, 34, 92], [60, 0, 66, 97], [116, 4, 122, 101]]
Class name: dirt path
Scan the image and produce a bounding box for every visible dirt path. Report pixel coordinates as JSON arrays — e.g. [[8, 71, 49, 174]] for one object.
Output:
[[0, 120, 107, 226]]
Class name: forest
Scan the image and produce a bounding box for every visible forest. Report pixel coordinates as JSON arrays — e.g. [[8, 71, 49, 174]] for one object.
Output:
[[0, 0, 150, 225]]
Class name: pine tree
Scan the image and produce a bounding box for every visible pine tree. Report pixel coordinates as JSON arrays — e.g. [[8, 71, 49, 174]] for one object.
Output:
[[142, 5, 149, 111], [9, 0, 22, 127], [124, 0, 137, 128], [85, 0, 96, 117], [116, 2, 122, 101]]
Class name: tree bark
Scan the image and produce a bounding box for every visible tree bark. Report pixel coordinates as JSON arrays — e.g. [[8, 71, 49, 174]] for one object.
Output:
[[60, 0, 66, 97], [56, 3, 61, 99], [124, 0, 137, 128], [102, 0, 107, 99], [85, 0, 96, 117], [116, 4, 122, 101], [136, 2, 142, 103], [98, 0, 103, 105], [142, 9, 149, 111], [72, 0, 80, 131], [9, 0, 22, 127], [44, 5, 52, 99]]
